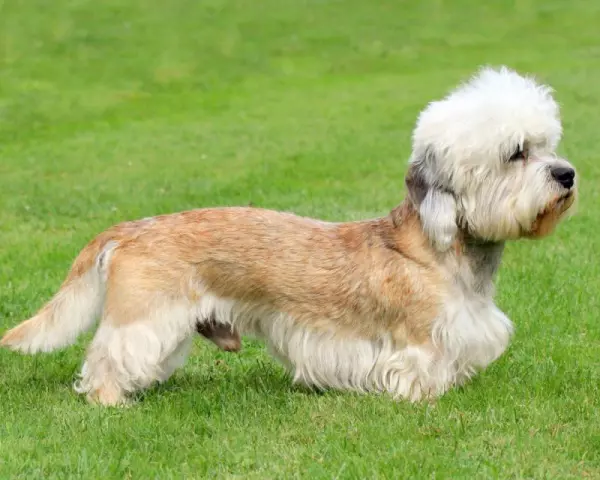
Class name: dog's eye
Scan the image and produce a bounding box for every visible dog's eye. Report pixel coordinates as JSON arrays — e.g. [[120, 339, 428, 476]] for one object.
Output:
[[509, 147, 525, 161]]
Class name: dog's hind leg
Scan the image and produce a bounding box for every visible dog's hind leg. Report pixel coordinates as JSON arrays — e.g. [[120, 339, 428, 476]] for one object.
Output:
[[75, 301, 196, 406], [73, 254, 197, 406]]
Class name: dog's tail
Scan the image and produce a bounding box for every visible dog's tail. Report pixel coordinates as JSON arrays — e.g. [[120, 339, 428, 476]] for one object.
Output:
[[0, 236, 118, 354]]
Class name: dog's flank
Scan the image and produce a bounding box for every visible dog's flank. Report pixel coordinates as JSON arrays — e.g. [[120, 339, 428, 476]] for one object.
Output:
[[1, 66, 577, 406]]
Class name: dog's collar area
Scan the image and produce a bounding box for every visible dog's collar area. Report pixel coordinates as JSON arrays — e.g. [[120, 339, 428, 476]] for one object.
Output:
[[457, 227, 503, 249]]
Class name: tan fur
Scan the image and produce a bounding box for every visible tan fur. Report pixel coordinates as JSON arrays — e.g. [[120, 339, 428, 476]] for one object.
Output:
[[102, 203, 443, 343], [529, 192, 576, 238], [1, 202, 444, 355]]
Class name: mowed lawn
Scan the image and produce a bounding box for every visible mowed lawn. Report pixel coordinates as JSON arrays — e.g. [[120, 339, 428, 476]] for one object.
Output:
[[1, 0, 599, 478]]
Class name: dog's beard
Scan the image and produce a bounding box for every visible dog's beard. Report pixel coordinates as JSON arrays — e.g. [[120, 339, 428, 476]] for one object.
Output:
[[461, 179, 575, 242], [527, 190, 575, 238]]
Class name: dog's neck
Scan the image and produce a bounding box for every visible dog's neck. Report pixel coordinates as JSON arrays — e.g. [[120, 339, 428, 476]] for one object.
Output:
[[450, 235, 505, 298], [389, 200, 504, 298]]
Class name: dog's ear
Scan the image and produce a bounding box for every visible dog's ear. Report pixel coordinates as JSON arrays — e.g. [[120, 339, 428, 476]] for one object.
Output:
[[405, 152, 458, 252]]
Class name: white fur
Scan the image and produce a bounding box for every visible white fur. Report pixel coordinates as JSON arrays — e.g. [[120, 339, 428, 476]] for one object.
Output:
[[420, 189, 458, 251], [71, 284, 512, 403], [74, 301, 196, 397], [411, 66, 575, 243], [71, 286, 429, 400], [194, 294, 439, 400], [432, 293, 513, 386], [20, 270, 102, 353], [5, 242, 118, 353]]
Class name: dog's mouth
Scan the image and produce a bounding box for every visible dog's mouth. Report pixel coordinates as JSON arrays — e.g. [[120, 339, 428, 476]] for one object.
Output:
[[555, 191, 575, 213], [546, 190, 576, 221], [527, 190, 576, 238], [540, 190, 575, 215]]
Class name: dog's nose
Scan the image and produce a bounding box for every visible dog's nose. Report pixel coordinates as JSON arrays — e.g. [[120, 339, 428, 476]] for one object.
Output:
[[551, 166, 575, 189]]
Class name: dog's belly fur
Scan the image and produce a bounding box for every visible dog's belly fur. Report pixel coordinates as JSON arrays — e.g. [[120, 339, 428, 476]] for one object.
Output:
[[190, 291, 511, 401]]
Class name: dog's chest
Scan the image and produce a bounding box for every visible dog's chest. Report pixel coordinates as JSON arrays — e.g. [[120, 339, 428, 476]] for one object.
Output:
[[432, 245, 513, 374], [434, 292, 513, 372]]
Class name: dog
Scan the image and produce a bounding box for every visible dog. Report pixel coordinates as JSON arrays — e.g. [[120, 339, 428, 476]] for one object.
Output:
[[1, 67, 577, 406]]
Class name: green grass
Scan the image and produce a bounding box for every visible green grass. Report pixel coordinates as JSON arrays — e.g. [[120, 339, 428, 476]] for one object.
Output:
[[1, 0, 599, 477]]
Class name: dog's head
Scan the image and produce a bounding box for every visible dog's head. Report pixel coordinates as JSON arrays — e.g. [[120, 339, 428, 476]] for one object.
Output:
[[406, 66, 577, 250]]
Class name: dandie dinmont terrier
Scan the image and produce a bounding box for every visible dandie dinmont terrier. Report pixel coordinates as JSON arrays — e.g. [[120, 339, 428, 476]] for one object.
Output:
[[1, 67, 577, 406]]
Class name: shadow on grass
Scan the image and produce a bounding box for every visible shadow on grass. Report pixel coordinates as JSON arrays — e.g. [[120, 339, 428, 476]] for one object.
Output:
[[0, 341, 527, 414], [140, 360, 319, 404]]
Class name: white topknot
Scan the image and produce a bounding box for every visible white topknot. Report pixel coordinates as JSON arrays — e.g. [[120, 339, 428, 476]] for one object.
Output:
[[411, 66, 563, 166]]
